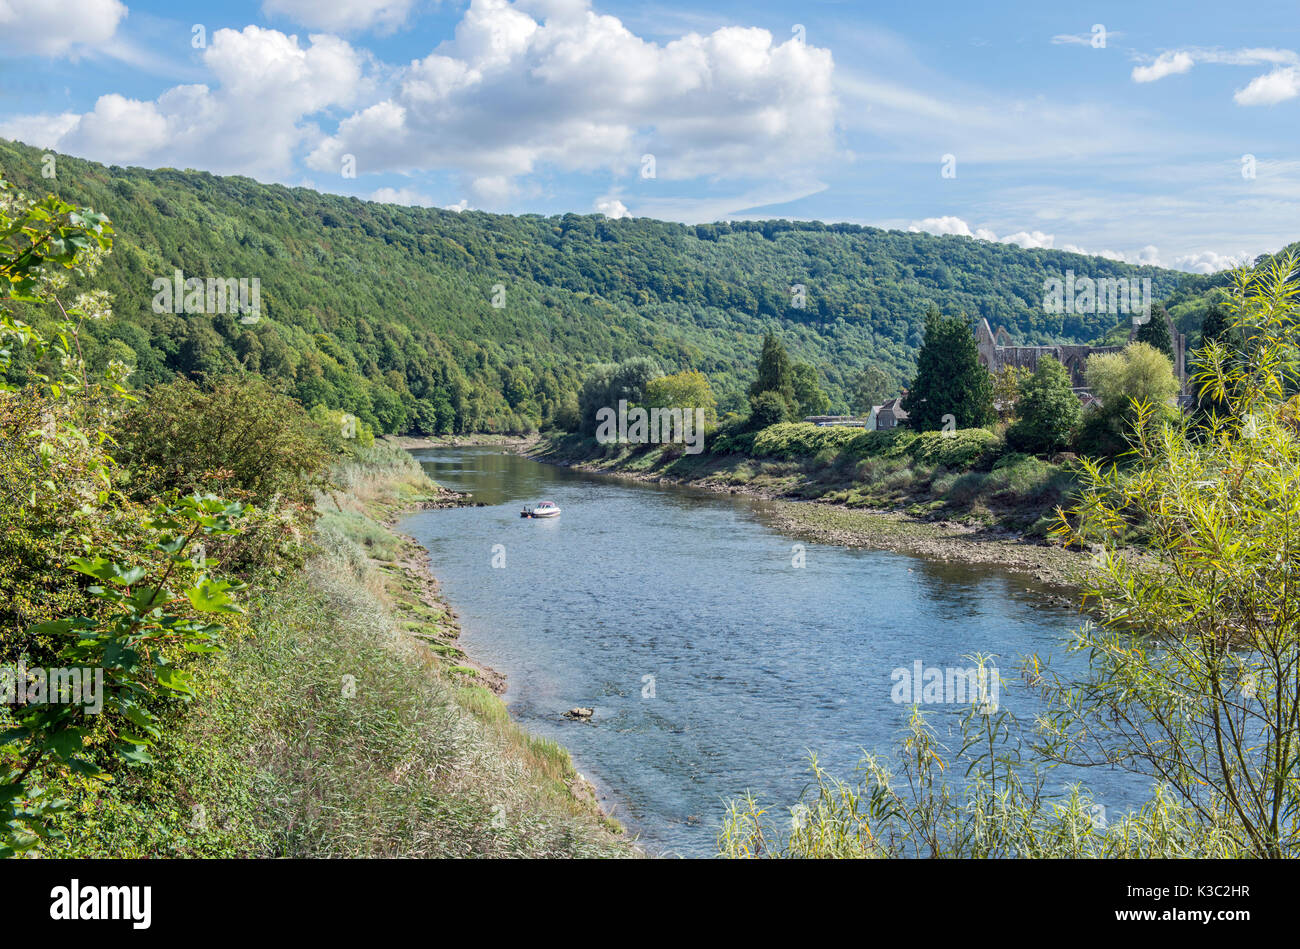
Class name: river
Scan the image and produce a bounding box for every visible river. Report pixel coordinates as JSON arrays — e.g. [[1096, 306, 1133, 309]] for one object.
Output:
[[400, 446, 1154, 856]]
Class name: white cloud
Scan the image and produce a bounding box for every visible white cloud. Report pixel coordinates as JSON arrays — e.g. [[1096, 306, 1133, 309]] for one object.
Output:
[[1234, 66, 1300, 105], [0, 0, 126, 57], [4, 27, 368, 178], [908, 217, 1041, 247], [1131, 46, 1300, 107], [262, 0, 416, 33], [369, 186, 434, 206], [444, 199, 470, 212], [308, 0, 838, 193], [0, 112, 80, 149], [910, 215, 967, 236], [1050, 30, 1122, 47], [1172, 250, 1254, 274], [1001, 230, 1055, 250], [906, 218, 1211, 269], [470, 175, 515, 205], [1132, 51, 1194, 83], [594, 196, 631, 218]]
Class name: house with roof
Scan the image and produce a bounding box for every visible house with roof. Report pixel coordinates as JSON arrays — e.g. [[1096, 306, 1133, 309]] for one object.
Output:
[[875, 397, 909, 430]]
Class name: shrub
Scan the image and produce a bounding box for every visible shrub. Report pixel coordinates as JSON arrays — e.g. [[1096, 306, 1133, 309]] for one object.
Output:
[[114, 375, 333, 506], [907, 428, 1001, 469], [1006, 356, 1080, 455], [746, 390, 790, 430], [751, 422, 863, 458]]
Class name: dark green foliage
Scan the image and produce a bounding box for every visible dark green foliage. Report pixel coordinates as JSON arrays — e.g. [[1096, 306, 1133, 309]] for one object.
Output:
[[1200, 303, 1233, 347], [1007, 356, 1080, 454], [791, 362, 831, 417], [1135, 304, 1174, 357], [908, 428, 1002, 468], [749, 333, 795, 405], [847, 366, 893, 414], [114, 376, 332, 506], [0, 138, 1186, 432], [747, 390, 789, 430], [747, 421, 998, 469], [906, 307, 995, 431], [576, 357, 662, 435]]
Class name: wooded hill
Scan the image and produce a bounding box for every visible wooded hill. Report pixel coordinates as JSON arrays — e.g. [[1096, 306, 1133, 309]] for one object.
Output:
[[0, 137, 1200, 434]]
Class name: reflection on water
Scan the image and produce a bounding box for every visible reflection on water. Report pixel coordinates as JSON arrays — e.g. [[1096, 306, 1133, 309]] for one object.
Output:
[[400, 447, 1154, 856]]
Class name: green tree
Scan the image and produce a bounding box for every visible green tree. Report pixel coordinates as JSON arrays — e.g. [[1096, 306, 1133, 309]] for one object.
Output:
[[645, 369, 718, 427], [746, 390, 788, 430], [0, 178, 252, 857], [576, 356, 662, 435], [1200, 302, 1233, 347], [1135, 303, 1174, 357], [1085, 342, 1180, 415], [1006, 356, 1079, 454], [847, 365, 891, 415], [744, 332, 796, 424], [906, 307, 994, 431], [1047, 253, 1300, 857], [791, 362, 831, 418], [748, 333, 794, 405], [990, 364, 1030, 422], [1078, 342, 1180, 457]]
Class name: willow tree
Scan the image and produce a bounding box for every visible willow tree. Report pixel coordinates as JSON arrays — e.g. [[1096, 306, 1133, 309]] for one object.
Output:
[[1045, 252, 1300, 857], [719, 255, 1300, 859]]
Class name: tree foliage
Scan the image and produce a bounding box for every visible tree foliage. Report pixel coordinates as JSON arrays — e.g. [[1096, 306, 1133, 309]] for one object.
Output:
[[906, 307, 995, 431], [1006, 356, 1079, 454], [0, 138, 1185, 433]]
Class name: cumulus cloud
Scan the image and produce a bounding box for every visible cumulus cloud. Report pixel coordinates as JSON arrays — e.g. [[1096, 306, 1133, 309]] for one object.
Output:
[[906, 219, 1248, 272], [369, 186, 435, 206], [1001, 230, 1055, 250], [1131, 46, 1299, 105], [594, 196, 631, 218], [1235, 66, 1300, 105], [1172, 250, 1254, 274], [1132, 51, 1194, 83], [308, 0, 838, 197], [262, 0, 416, 34], [0, 0, 126, 57], [907, 216, 995, 241], [0, 111, 81, 149], [4, 27, 368, 178]]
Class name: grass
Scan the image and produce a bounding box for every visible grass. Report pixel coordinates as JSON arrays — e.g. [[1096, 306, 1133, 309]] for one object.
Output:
[[47, 441, 633, 858], [537, 429, 1080, 535]]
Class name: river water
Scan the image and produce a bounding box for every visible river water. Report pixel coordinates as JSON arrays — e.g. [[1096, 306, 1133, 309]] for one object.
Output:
[[400, 446, 1153, 856]]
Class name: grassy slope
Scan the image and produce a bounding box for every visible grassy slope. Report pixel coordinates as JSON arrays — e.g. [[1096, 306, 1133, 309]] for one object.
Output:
[[537, 431, 1077, 533], [49, 443, 631, 858]]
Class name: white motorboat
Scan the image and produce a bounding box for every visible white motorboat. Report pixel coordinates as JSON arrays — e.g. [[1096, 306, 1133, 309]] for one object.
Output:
[[521, 500, 561, 518]]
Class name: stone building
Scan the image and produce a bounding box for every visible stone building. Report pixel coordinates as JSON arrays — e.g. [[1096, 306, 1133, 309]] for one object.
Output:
[[975, 315, 1186, 394]]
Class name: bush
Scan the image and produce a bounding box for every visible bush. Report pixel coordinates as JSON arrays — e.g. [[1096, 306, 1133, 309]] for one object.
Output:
[[844, 428, 918, 459], [115, 375, 333, 506], [747, 390, 790, 430], [751, 422, 863, 458], [907, 428, 1001, 469]]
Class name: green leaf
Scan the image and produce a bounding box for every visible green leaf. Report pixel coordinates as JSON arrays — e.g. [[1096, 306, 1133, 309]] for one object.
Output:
[[187, 578, 241, 613]]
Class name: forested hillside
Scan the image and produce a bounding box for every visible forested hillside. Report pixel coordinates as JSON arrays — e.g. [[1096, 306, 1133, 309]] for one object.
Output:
[[0, 137, 1192, 434]]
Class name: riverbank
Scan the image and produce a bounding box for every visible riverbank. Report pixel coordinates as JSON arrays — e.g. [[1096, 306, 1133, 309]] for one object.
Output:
[[388, 433, 540, 451], [528, 435, 1093, 593], [49, 441, 632, 858]]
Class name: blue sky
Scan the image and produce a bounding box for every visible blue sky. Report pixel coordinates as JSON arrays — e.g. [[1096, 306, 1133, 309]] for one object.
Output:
[[0, 0, 1295, 271]]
